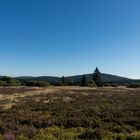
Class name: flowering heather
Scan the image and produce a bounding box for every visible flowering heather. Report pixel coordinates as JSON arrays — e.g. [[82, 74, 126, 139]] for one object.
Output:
[[4, 132, 15, 140]]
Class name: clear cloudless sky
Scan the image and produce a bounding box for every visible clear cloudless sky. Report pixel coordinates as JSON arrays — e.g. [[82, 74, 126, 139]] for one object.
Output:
[[0, 0, 140, 78]]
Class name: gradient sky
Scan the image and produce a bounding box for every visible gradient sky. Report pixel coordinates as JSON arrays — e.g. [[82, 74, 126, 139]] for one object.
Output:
[[0, 0, 140, 78]]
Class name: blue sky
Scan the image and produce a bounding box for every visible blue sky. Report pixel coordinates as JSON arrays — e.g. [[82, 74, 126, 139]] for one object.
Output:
[[0, 0, 140, 78]]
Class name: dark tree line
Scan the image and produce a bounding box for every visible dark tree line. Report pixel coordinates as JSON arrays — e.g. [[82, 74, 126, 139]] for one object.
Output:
[[0, 67, 103, 87]]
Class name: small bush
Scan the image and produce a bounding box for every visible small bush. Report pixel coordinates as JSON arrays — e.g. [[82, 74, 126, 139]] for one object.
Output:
[[88, 80, 97, 87], [127, 84, 140, 88], [0, 81, 7, 86], [35, 126, 83, 140], [104, 83, 111, 87], [78, 128, 102, 140], [111, 84, 118, 87], [26, 80, 50, 87]]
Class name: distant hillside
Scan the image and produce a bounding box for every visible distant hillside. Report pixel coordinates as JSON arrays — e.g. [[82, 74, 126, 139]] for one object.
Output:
[[16, 73, 140, 85], [68, 73, 134, 85], [16, 76, 61, 84]]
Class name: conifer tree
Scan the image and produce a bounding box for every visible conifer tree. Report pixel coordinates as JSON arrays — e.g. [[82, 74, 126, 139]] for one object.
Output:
[[93, 67, 102, 87], [81, 75, 88, 86]]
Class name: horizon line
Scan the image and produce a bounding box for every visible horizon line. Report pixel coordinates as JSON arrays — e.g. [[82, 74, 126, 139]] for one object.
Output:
[[0, 72, 139, 80]]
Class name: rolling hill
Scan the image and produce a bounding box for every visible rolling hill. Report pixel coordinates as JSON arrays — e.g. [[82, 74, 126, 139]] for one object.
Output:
[[16, 73, 140, 85]]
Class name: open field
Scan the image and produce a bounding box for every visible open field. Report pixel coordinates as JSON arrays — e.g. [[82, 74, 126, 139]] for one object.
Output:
[[0, 86, 140, 140]]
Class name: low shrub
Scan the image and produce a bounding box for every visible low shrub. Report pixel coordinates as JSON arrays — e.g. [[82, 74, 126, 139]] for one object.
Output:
[[127, 84, 140, 88], [35, 126, 83, 140], [26, 80, 50, 87], [78, 128, 102, 140], [88, 80, 97, 87]]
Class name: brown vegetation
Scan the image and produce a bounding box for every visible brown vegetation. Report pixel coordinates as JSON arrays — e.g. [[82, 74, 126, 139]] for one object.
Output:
[[0, 86, 139, 140]]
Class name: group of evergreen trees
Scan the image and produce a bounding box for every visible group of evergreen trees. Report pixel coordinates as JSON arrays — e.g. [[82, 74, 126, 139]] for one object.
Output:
[[80, 67, 102, 87], [61, 67, 102, 87]]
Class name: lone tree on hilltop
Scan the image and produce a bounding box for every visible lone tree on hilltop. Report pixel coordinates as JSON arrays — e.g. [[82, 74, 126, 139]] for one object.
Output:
[[93, 67, 102, 87], [80, 75, 88, 86]]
